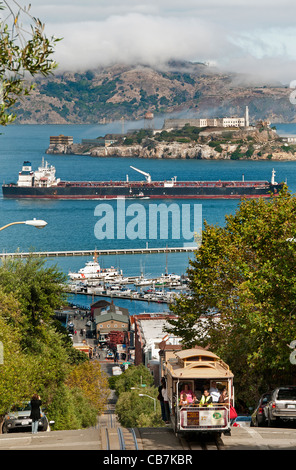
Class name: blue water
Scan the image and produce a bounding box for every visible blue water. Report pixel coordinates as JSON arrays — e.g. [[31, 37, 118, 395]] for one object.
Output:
[[1, 122, 295, 311]]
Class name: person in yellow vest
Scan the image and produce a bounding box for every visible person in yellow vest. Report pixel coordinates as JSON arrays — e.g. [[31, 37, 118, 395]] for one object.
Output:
[[199, 389, 213, 407]]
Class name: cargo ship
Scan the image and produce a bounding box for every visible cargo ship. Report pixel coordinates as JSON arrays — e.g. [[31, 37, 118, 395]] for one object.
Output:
[[2, 160, 283, 199]]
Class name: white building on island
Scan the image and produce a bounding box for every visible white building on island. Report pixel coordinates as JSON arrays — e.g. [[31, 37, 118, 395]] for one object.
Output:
[[163, 106, 250, 130]]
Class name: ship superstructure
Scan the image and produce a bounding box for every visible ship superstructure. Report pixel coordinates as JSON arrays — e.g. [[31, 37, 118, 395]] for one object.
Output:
[[16, 159, 60, 188]]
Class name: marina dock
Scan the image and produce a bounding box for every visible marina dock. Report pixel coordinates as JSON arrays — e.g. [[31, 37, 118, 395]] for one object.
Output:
[[0, 246, 196, 259], [66, 287, 173, 304]]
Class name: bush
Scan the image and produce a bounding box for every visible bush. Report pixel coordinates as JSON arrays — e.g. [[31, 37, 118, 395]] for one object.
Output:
[[113, 364, 154, 395], [115, 388, 163, 428], [47, 384, 97, 430]]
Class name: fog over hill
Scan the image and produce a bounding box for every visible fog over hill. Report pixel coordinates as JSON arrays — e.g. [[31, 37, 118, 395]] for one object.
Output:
[[13, 62, 295, 125]]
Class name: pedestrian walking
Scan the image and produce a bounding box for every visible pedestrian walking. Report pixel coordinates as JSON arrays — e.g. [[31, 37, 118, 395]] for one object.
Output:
[[30, 394, 42, 434]]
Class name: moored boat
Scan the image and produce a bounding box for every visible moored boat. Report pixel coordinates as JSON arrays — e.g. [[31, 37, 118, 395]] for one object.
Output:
[[68, 252, 122, 281]]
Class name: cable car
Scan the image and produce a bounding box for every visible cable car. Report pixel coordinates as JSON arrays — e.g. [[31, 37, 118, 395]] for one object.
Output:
[[162, 348, 234, 434]]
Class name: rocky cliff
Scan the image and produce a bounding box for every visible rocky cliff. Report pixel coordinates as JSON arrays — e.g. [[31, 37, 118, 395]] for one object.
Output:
[[46, 137, 296, 161]]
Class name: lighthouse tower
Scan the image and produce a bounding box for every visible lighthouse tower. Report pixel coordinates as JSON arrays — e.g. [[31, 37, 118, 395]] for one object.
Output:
[[245, 106, 250, 127]]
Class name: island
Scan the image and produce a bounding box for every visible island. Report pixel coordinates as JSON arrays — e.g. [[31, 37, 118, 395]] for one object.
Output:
[[46, 118, 296, 161]]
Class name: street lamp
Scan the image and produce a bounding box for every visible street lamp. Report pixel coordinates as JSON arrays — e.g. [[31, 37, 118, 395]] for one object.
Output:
[[138, 393, 156, 412], [0, 218, 47, 231]]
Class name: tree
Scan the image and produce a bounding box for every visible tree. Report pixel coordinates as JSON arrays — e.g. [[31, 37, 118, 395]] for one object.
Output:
[[65, 361, 109, 416], [167, 189, 296, 403], [0, 1, 60, 125], [116, 388, 163, 428], [0, 256, 91, 431], [112, 364, 154, 396], [0, 294, 36, 417], [110, 365, 164, 427], [0, 290, 73, 427], [0, 256, 67, 335]]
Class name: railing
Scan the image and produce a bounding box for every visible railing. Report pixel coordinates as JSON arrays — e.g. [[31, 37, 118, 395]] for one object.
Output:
[[0, 246, 196, 259]]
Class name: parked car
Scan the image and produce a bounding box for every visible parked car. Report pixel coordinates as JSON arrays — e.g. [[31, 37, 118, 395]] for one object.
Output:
[[251, 392, 272, 427], [232, 415, 252, 427], [264, 386, 296, 427], [2, 402, 54, 434]]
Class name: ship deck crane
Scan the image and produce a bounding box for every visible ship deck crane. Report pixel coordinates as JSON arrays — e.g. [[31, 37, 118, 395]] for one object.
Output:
[[130, 166, 151, 183]]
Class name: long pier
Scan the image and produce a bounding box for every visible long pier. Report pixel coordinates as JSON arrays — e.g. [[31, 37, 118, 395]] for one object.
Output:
[[0, 246, 196, 259]]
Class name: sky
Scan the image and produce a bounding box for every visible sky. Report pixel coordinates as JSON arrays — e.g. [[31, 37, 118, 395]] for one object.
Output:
[[11, 0, 296, 84]]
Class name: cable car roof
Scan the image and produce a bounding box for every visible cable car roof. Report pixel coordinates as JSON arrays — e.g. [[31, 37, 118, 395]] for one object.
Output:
[[165, 348, 234, 379]]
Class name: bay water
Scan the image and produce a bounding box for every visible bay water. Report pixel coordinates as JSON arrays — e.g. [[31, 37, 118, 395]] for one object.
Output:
[[0, 121, 295, 312]]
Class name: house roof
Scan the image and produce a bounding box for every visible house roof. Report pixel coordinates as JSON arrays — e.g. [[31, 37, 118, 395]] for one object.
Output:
[[92, 300, 129, 317], [95, 311, 129, 324]]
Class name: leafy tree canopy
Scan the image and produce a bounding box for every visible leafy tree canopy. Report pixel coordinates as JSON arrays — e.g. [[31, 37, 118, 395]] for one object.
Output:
[[0, 1, 60, 125], [167, 188, 296, 403], [0, 256, 67, 335]]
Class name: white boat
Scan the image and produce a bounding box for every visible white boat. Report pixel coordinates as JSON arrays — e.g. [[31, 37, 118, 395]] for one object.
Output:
[[119, 288, 132, 295], [134, 277, 153, 286], [155, 273, 181, 285], [69, 252, 121, 281]]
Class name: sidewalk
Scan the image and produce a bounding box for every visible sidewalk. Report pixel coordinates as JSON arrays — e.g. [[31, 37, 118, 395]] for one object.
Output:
[[221, 426, 296, 450], [0, 428, 101, 450]]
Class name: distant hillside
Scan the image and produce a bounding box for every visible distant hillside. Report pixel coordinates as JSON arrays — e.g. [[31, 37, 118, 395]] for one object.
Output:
[[12, 62, 296, 125]]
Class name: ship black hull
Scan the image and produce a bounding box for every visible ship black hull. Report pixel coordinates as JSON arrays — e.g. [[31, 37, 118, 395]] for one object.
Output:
[[2, 182, 283, 199]]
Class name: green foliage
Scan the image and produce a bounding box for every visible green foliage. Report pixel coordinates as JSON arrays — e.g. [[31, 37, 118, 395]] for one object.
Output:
[[122, 129, 153, 146], [116, 388, 163, 428], [113, 364, 154, 395], [0, 2, 60, 125], [0, 255, 101, 430], [167, 189, 296, 404], [0, 256, 67, 334], [230, 145, 244, 160], [65, 361, 109, 415], [155, 125, 202, 143], [0, 304, 36, 415], [46, 384, 97, 430], [208, 141, 223, 153], [111, 365, 163, 428]]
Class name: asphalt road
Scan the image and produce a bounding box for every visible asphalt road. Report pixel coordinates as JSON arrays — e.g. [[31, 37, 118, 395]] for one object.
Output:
[[1, 425, 296, 450]]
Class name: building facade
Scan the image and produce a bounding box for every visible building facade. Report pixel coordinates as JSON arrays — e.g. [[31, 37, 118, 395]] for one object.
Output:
[[93, 301, 129, 343], [163, 106, 250, 130], [49, 134, 73, 145], [131, 313, 181, 385]]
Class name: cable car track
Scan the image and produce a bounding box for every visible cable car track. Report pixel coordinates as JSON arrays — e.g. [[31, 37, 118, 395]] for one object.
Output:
[[100, 404, 139, 450], [184, 431, 224, 450], [103, 426, 139, 450], [100, 402, 224, 450]]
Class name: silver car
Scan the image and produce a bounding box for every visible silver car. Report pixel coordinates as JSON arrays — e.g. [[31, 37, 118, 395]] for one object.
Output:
[[264, 386, 296, 426], [2, 402, 54, 433]]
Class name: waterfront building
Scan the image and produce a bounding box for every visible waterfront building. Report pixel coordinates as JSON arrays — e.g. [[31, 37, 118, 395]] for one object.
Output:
[[94, 301, 130, 343], [49, 134, 73, 145]]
